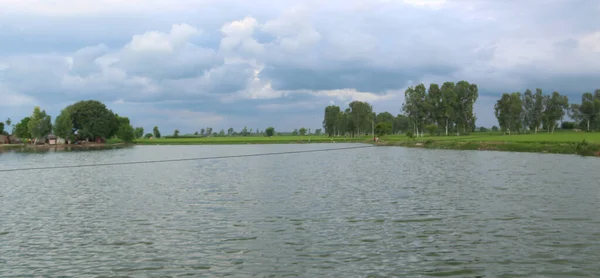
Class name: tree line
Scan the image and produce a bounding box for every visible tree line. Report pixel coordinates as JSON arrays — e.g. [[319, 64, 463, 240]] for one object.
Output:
[[4, 100, 138, 144], [494, 89, 600, 134], [322, 81, 479, 137]]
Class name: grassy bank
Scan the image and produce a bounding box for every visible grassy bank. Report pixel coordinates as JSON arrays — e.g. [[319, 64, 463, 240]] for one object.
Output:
[[377, 132, 600, 156], [134, 136, 367, 145]]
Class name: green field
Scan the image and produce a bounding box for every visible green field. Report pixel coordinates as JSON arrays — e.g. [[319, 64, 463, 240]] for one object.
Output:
[[384, 132, 600, 144], [133, 135, 368, 145]]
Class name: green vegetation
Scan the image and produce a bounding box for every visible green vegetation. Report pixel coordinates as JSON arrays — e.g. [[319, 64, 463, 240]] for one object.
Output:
[[375, 132, 600, 156], [134, 135, 366, 145], [1, 100, 135, 145]]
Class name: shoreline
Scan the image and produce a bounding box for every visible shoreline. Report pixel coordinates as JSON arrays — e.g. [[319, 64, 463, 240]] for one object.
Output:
[[3, 137, 599, 157], [373, 139, 600, 157]]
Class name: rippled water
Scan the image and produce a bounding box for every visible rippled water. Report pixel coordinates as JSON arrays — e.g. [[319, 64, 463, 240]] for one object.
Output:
[[1, 144, 600, 277]]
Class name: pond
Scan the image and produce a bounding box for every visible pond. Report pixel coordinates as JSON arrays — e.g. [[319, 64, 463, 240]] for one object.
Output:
[[1, 144, 599, 277]]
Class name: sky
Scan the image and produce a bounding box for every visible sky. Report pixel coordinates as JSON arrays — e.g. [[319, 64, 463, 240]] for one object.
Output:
[[1, 0, 599, 134]]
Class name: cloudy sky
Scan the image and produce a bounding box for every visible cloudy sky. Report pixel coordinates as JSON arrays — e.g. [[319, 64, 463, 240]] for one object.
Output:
[[1, 0, 599, 134]]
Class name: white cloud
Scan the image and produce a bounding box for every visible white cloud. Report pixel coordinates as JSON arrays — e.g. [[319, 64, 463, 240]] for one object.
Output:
[[0, 0, 599, 132]]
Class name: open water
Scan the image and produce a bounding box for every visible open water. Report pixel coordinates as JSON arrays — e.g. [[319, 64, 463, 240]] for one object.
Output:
[[1, 144, 600, 277]]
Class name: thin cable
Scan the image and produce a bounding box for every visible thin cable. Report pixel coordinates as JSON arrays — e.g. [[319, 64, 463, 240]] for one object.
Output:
[[0, 145, 375, 173]]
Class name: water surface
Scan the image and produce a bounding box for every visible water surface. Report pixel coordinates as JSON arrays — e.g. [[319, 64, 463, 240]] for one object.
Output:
[[1, 144, 600, 277]]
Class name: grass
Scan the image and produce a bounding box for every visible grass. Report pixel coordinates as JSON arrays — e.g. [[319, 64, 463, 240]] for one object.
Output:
[[134, 135, 367, 145], [377, 131, 600, 156]]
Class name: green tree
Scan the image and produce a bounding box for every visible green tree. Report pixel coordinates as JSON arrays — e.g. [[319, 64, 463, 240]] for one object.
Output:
[[542, 92, 569, 133], [144, 133, 153, 138], [153, 126, 161, 138], [494, 92, 523, 134], [315, 128, 322, 135], [570, 91, 600, 131], [240, 126, 249, 136], [530, 88, 545, 133], [561, 121, 576, 129], [27, 106, 52, 142], [116, 122, 135, 143], [134, 127, 144, 138], [66, 100, 119, 140], [0, 123, 4, 134], [5, 118, 11, 128], [348, 100, 374, 136], [299, 127, 307, 136], [402, 84, 427, 137], [491, 126, 499, 132], [227, 128, 234, 136], [219, 129, 226, 136], [206, 127, 213, 137], [454, 81, 478, 135], [440, 82, 456, 136], [173, 129, 180, 137], [427, 83, 443, 130], [200, 128, 205, 136], [292, 129, 298, 136], [393, 114, 410, 134], [375, 112, 394, 124], [265, 126, 275, 137], [522, 89, 534, 133], [54, 108, 74, 142], [425, 124, 438, 135], [323, 105, 341, 137], [13, 117, 32, 139], [374, 122, 392, 137]]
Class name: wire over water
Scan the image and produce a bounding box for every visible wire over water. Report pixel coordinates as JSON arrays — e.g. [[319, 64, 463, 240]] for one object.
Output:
[[0, 145, 375, 173]]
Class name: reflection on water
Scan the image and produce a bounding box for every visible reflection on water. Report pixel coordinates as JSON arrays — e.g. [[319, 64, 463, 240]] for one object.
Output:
[[1, 144, 600, 277], [0, 144, 132, 154]]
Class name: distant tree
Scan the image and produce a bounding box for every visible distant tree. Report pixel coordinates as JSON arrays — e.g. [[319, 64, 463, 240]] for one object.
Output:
[[561, 121, 576, 130], [219, 129, 225, 136], [173, 129, 180, 137], [0, 123, 4, 134], [134, 127, 144, 138], [5, 118, 11, 128], [425, 124, 438, 135], [569, 90, 600, 131], [54, 108, 74, 142], [374, 122, 392, 137], [265, 126, 275, 137], [153, 126, 161, 138], [299, 127, 307, 136], [27, 106, 52, 142], [194, 131, 199, 135], [144, 133, 153, 138], [494, 92, 523, 134], [478, 126, 488, 132], [206, 127, 213, 137], [491, 126, 499, 132], [227, 128, 234, 136], [323, 105, 341, 137], [315, 128, 322, 135], [292, 129, 298, 136], [212, 132, 217, 137], [200, 128, 205, 136], [13, 117, 32, 139], [375, 112, 395, 124], [542, 92, 569, 133], [241, 126, 249, 136], [393, 114, 410, 134]]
